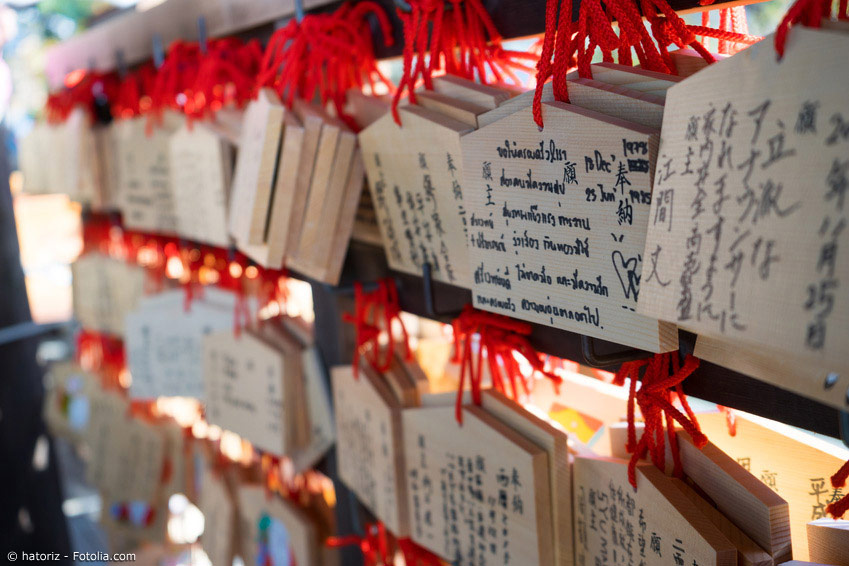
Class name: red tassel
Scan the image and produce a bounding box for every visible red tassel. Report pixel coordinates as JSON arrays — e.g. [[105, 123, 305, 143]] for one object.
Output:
[[450, 305, 562, 424], [614, 353, 706, 488], [342, 279, 411, 379]]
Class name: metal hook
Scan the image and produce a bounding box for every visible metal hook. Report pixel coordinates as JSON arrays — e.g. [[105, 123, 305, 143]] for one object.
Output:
[[115, 49, 127, 78], [294, 0, 305, 23], [580, 335, 651, 368], [198, 16, 208, 55], [421, 262, 464, 318], [152, 34, 165, 69], [393, 0, 454, 11], [840, 410, 849, 449]]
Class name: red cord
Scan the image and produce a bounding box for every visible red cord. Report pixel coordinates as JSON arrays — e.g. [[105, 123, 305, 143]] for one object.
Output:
[[342, 279, 412, 379], [614, 353, 706, 488], [451, 305, 562, 424]]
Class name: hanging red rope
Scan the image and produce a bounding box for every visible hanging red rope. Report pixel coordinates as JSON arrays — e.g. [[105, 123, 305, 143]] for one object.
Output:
[[532, 0, 761, 128], [450, 305, 561, 424], [185, 37, 264, 123], [342, 279, 412, 379], [775, 0, 847, 58], [613, 352, 707, 489], [257, 1, 395, 131], [391, 0, 536, 124]]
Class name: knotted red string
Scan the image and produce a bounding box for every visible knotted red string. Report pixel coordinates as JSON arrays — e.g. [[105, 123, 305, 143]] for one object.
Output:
[[147, 41, 202, 131], [342, 279, 412, 379], [391, 0, 535, 124], [613, 352, 707, 488], [532, 0, 760, 127], [113, 64, 156, 120], [46, 70, 117, 124], [826, 459, 849, 519], [257, 2, 394, 131], [775, 0, 843, 58], [326, 523, 392, 566], [450, 305, 562, 424], [184, 38, 263, 123]]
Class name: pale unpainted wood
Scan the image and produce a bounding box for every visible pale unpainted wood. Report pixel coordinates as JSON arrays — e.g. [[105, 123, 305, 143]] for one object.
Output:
[[402, 403, 554, 566], [528, 371, 631, 455], [461, 100, 677, 352], [567, 78, 665, 129], [228, 89, 284, 245], [169, 122, 233, 247], [697, 411, 849, 561], [807, 519, 849, 566], [264, 111, 306, 267], [431, 74, 512, 109], [608, 421, 791, 562], [415, 90, 488, 127], [573, 456, 738, 566], [637, 28, 849, 370], [331, 363, 410, 536], [668, 48, 727, 78], [358, 105, 474, 287], [592, 61, 685, 84], [673, 478, 774, 566], [202, 328, 291, 454], [677, 431, 792, 563], [320, 151, 365, 284], [346, 89, 391, 128], [481, 389, 573, 566], [290, 346, 335, 474], [298, 126, 357, 279], [283, 101, 325, 260], [255, 320, 311, 451]]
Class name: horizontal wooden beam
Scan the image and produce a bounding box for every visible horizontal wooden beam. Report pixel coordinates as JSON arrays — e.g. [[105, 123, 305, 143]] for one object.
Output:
[[45, 0, 767, 88]]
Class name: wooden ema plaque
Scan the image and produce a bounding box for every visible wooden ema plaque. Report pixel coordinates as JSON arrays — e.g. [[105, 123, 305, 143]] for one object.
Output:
[[609, 424, 792, 562], [285, 104, 366, 285], [331, 363, 409, 536], [169, 121, 234, 247], [262, 112, 306, 267], [72, 252, 145, 337], [202, 328, 300, 455], [403, 403, 554, 566], [85, 394, 165, 503], [126, 295, 234, 400], [481, 390, 573, 566], [696, 411, 849, 561], [461, 100, 676, 352], [638, 28, 849, 369], [573, 456, 737, 566], [228, 88, 285, 246], [694, 333, 849, 412], [116, 113, 181, 234], [806, 518, 849, 566], [289, 345, 335, 473], [359, 104, 475, 287], [238, 484, 319, 566], [673, 480, 772, 566]]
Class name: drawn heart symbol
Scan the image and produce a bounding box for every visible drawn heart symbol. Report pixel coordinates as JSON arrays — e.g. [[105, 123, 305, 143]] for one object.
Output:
[[612, 250, 641, 301]]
